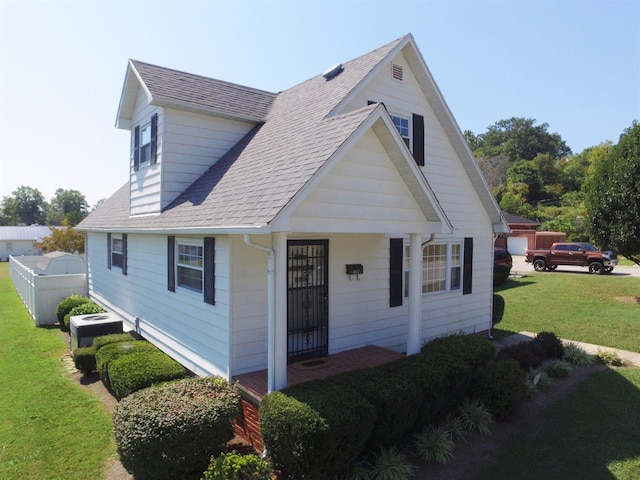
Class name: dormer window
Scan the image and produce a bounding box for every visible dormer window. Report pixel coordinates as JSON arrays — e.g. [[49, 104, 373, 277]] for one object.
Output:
[[133, 113, 158, 171]]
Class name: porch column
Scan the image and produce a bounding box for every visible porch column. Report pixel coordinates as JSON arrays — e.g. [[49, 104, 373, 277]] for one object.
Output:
[[407, 233, 422, 355], [269, 232, 288, 392]]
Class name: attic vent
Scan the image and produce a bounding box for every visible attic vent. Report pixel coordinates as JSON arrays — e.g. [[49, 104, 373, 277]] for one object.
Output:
[[392, 63, 403, 81], [322, 63, 344, 80]]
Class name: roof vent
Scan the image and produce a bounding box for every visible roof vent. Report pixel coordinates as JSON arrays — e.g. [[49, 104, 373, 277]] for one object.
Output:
[[322, 63, 344, 80], [392, 63, 403, 81]]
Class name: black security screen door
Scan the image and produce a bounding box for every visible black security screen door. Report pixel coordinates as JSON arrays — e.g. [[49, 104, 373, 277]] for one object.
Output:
[[287, 240, 329, 364]]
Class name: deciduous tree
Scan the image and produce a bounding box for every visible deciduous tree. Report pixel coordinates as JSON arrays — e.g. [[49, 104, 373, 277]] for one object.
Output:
[[585, 121, 640, 265]]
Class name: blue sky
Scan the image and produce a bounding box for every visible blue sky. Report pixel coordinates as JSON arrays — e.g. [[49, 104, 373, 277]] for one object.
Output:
[[1, 0, 638, 207]]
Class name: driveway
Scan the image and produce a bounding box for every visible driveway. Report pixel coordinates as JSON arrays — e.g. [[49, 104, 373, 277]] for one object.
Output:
[[510, 255, 640, 277]]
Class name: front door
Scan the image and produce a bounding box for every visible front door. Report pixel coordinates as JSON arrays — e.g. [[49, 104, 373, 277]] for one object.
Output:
[[287, 240, 329, 364]]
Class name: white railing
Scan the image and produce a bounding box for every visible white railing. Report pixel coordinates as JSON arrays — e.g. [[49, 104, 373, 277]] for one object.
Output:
[[9, 255, 87, 327]]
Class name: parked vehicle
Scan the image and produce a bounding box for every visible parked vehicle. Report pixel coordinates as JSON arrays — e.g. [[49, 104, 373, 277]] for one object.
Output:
[[494, 248, 513, 268], [525, 242, 618, 274]]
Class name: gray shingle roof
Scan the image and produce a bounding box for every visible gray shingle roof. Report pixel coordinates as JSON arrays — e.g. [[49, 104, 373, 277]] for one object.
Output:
[[79, 36, 410, 231], [130, 60, 277, 122], [0, 225, 52, 241]]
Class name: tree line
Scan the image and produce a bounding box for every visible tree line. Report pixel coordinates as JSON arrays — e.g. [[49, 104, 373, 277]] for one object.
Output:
[[0, 187, 103, 227], [465, 117, 639, 265]]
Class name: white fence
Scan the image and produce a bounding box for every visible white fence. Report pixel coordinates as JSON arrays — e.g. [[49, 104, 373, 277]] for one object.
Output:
[[9, 255, 87, 327]]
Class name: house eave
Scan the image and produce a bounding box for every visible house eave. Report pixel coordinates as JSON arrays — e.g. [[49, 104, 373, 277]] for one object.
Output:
[[77, 225, 273, 236]]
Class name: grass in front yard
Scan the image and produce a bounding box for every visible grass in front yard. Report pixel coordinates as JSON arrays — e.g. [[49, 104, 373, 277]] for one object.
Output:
[[0, 263, 115, 480], [495, 272, 640, 353], [475, 367, 640, 480]]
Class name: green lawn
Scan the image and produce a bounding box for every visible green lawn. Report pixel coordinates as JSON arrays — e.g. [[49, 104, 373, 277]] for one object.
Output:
[[475, 367, 640, 480], [0, 263, 116, 480], [495, 272, 640, 353]]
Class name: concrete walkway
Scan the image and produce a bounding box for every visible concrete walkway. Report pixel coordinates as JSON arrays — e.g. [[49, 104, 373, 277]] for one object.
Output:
[[492, 331, 640, 367]]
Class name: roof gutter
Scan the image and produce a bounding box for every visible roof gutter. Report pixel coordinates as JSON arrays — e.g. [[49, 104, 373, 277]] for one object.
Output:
[[75, 225, 273, 235]]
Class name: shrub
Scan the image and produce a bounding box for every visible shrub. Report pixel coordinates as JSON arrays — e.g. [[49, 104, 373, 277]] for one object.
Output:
[[368, 446, 417, 479], [55, 294, 91, 331], [72, 346, 96, 374], [492, 294, 505, 327], [457, 399, 494, 437], [108, 350, 187, 399], [540, 359, 572, 379], [331, 358, 425, 450], [202, 452, 271, 480], [596, 349, 623, 366], [413, 425, 455, 465], [93, 332, 134, 351], [420, 333, 496, 371], [524, 368, 552, 397], [113, 376, 240, 480], [493, 264, 511, 286], [260, 380, 376, 480], [562, 342, 596, 366], [95, 340, 158, 388], [471, 359, 527, 420], [64, 301, 105, 329], [534, 331, 564, 359], [496, 340, 545, 370]]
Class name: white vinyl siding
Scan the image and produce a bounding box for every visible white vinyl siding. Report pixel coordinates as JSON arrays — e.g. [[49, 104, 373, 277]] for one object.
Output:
[[288, 129, 428, 234], [86, 231, 231, 379]]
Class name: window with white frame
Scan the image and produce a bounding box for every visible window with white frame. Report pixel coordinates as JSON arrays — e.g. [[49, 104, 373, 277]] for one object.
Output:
[[176, 240, 204, 293], [138, 122, 152, 165], [111, 235, 124, 269], [391, 115, 410, 149], [421, 242, 462, 294]]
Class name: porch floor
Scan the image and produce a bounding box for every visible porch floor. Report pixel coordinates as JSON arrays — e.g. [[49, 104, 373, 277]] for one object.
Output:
[[233, 345, 404, 398]]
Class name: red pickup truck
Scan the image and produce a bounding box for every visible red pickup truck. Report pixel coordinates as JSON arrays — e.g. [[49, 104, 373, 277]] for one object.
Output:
[[525, 242, 618, 274]]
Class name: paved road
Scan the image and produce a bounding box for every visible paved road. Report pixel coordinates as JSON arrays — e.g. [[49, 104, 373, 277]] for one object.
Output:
[[510, 255, 640, 278]]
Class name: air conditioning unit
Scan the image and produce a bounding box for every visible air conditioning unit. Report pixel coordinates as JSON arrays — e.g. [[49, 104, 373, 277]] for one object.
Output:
[[70, 312, 123, 350]]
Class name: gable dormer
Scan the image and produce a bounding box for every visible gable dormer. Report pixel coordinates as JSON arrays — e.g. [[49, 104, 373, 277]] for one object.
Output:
[[116, 60, 277, 216]]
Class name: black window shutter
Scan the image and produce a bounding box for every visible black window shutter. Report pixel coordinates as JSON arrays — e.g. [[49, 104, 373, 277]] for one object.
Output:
[[121, 234, 128, 276], [150, 113, 158, 165], [167, 236, 175, 292], [107, 233, 112, 269], [412, 113, 425, 166], [204, 237, 215, 305], [463, 237, 473, 295], [133, 126, 140, 171], [389, 238, 403, 307]]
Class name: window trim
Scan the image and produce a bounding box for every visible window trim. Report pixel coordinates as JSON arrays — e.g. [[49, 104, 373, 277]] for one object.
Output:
[[168, 236, 215, 305], [108, 233, 127, 275], [133, 113, 158, 171], [421, 241, 463, 294], [176, 238, 204, 295], [391, 114, 411, 149]]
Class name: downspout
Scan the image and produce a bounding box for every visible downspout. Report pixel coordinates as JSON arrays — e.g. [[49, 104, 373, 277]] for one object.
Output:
[[243, 235, 276, 392]]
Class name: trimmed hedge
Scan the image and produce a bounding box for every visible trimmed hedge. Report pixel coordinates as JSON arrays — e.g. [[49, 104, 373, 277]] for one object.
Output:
[[95, 340, 159, 388], [72, 346, 97, 374], [535, 331, 564, 359], [420, 333, 496, 371], [113, 376, 240, 480], [471, 358, 527, 420], [496, 340, 545, 370], [108, 350, 187, 399], [493, 264, 511, 286], [93, 332, 134, 351], [64, 301, 105, 329], [260, 380, 376, 480], [202, 452, 271, 480], [492, 293, 505, 327], [55, 294, 91, 331]]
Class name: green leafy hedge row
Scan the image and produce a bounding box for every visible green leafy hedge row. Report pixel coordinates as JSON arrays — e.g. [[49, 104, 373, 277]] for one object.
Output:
[[260, 334, 496, 479]]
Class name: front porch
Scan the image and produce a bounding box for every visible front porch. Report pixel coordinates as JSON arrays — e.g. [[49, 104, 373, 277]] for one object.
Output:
[[232, 345, 404, 451]]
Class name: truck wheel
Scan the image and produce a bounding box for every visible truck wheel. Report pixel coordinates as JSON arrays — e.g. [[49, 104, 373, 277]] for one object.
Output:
[[547, 265, 558, 271], [604, 266, 614, 273], [589, 262, 604, 274], [533, 259, 546, 272]]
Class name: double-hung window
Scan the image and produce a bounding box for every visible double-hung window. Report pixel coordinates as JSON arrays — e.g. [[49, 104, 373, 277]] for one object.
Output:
[[177, 241, 204, 293], [421, 242, 462, 294], [107, 233, 127, 275], [133, 113, 158, 171], [168, 236, 215, 305]]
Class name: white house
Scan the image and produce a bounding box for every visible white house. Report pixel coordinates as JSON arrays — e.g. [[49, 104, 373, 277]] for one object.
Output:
[[0, 225, 51, 261], [77, 34, 508, 392]]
